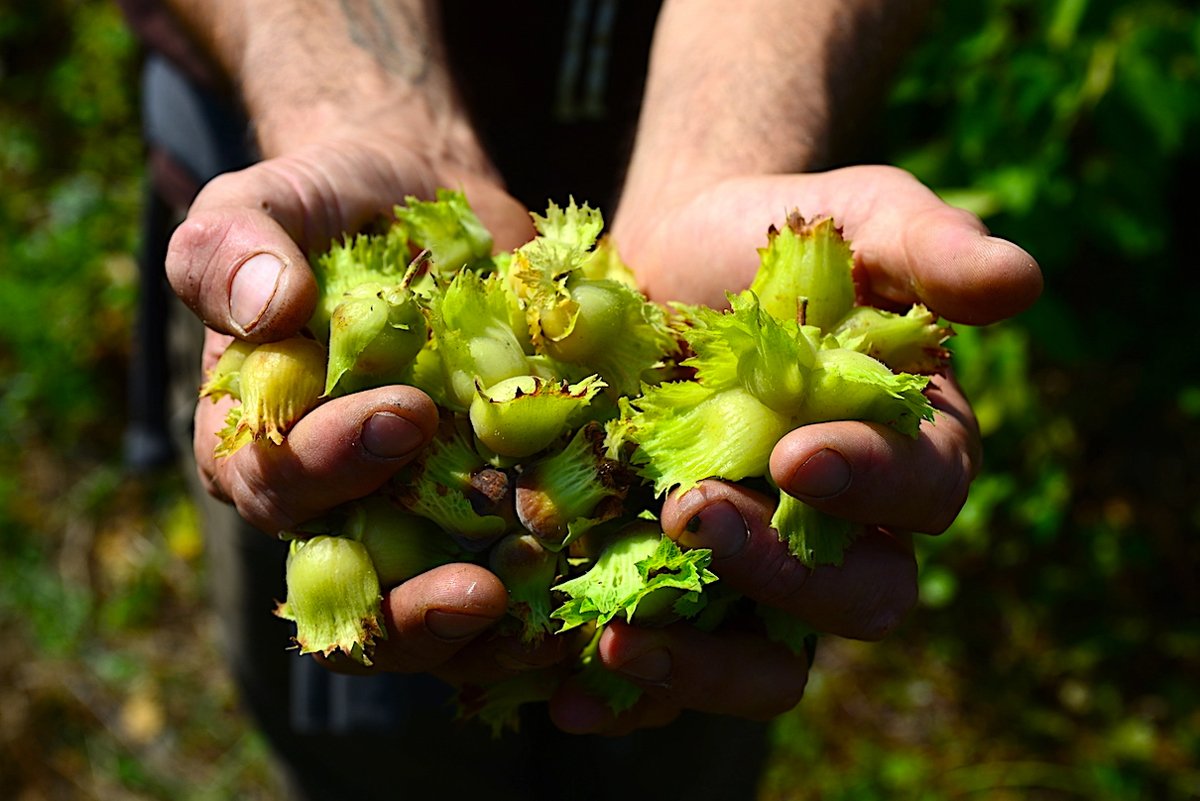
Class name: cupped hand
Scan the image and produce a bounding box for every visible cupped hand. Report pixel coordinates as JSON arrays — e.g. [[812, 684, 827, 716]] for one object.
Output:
[[314, 563, 575, 685], [558, 165, 1036, 732], [613, 165, 1042, 323], [181, 133, 535, 526], [175, 133, 537, 678], [544, 463, 928, 735], [167, 135, 534, 343]]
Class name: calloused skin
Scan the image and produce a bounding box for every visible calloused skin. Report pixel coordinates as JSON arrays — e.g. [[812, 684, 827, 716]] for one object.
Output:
[[170, 142, 1040, 731]]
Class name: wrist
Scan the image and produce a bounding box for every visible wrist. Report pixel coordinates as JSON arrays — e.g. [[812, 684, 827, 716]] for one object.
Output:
[[171, 0, 494, 177], [251, 98, 495, 183]]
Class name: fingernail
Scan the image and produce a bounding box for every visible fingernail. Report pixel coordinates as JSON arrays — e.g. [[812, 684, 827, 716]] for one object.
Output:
[[361, 412, 423, 458], [230, 252, 285, 332], [616, 647, 671, 684], [425, 610, 493, 641], [790, 448, 851, 498], [679, 500, 748, 558]]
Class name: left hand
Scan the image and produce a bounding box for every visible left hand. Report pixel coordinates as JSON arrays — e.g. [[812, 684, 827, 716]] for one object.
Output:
[[543, 166, 1039, 734]]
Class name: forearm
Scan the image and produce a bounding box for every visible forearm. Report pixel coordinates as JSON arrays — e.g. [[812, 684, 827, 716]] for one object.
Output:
[[162, 0, 489, 167], [616, 0, 932, 216]]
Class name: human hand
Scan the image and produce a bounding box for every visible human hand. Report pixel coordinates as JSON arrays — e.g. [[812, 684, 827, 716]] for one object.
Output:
[[613, 165, 1041, 322], [554, 165, 1040, 731], [170, 131, 536, 677]]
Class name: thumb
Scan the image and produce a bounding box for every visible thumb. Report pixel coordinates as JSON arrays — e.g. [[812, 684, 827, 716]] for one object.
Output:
[[165, 159, 350, 342], [167, 201, 319, 341]]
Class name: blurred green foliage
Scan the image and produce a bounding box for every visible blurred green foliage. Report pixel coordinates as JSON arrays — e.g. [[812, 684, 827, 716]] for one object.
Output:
[[0, 2, 278, 798], [0, 0, 1196, 799], [764, 1, 1200, 798], [0, 1, 141, 452]]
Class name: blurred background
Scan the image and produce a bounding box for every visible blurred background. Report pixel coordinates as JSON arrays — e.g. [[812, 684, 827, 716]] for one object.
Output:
[[1, 1, 1197, 798]]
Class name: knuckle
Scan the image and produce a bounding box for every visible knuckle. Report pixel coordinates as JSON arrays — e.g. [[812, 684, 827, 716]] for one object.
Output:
[[750, 549, 815, 611], [761, 673, 809, 719], [857, 571, 918, 641], [926, 449, 974, 535], [226, 466, 302, 535], [166, 212, 236, 319]]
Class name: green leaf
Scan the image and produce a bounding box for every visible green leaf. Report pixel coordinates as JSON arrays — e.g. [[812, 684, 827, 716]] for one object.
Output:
[[771, 492, 858, 568], [802, 348, 933, 438], [394, 188, 494, 274], [619, 383, 795, 496], [551, 523, 717, 631]]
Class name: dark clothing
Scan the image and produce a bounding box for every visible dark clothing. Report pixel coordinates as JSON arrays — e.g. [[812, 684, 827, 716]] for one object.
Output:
[[126, 2, 771, 799]]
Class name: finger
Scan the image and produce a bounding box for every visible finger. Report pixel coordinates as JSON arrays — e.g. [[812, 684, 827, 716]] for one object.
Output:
[[627, 168, 1041, 323], [661, 482, 918, 640], [769, 372, 980, 535], [824, 166, 1043, 324], [167, 148, 420, 339], [200, 385, 439, 533], [166, 166, 328, 341], [319, 563, 510, 675], [435, 626, 579, 687], [548, 672, 681, 736], [599, 621, 809, 721], [166, 150, 534, 342]]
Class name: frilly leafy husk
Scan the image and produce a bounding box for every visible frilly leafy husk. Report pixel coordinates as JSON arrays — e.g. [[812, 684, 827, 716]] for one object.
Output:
[[750, 212, 856, 330], [393, 188, 495, 277], [551, 522, 718, 632], [214, 337, 327, 457], [324, 280, 428, 396], [469, 374, 605, 459], [392, 416, 511, 543], [831, 304, 953, 374], [274, 535, 385, 666]]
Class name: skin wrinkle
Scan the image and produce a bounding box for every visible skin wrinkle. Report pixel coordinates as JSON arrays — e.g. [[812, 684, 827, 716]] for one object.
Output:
[[754, 537, 817, 612], [174, 213, 240, 322], [681, 480, 816, 608], [379, 606, 443, 670], [229, 416, 351, 533], [857, 554, 914, 639], [645, 628, 803, 720], [227, 460, 302, 534], [257, 158, 333, 252], [922, 375, 981, 532], [159, 0, 1016, 727], [927, 375, 983, 476]]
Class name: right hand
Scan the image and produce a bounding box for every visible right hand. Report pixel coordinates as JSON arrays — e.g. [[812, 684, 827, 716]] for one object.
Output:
[[168, 132, 536, 679]]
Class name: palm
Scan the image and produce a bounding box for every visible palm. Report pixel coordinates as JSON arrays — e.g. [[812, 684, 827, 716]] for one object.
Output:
[[615, 166, 1040, 325]]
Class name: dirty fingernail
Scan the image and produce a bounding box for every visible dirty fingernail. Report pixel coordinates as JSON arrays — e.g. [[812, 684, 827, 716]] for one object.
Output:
[[361, 412, 423, 458], [425, 610, 493, 642], [679, 500, 748, 559], [230, 252, 285, 332], [790, 448, 851, 498]]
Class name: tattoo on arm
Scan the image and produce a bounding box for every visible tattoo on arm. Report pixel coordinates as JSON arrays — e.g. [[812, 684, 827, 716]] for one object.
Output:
[[338, 0, 430, 82]]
